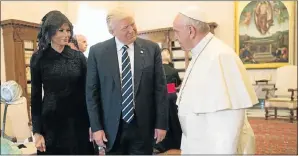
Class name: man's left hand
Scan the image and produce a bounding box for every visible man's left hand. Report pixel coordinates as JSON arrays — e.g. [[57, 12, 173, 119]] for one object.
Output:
[[154, 129, 167, 144]]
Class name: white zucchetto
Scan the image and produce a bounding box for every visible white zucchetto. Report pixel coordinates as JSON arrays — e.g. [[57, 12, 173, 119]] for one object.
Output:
[[179, 6, 209, 23]]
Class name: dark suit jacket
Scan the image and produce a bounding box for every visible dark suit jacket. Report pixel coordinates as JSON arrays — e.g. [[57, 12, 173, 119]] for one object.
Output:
[[85, 37, 168, 151]]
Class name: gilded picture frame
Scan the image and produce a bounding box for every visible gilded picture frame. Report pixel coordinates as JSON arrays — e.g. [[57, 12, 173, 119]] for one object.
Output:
[[234, 1, 297, 69]]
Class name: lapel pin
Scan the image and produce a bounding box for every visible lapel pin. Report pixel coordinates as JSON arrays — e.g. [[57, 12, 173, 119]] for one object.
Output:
[[140, 51, 144, 54]]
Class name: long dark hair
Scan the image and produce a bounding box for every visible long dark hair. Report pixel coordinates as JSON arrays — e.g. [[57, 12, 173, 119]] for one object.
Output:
[[37, 10, 60, 43], [36, 10, 73, 51], [70, 36, 80, 50]]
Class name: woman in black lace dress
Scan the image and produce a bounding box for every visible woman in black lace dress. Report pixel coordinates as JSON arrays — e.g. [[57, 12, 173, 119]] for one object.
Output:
[[30, 11, 94, 155]]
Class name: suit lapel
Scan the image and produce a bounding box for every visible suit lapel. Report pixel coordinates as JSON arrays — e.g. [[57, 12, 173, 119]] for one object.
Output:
[[105, 38, 121, 94], [105, 38, 144, 97], [134, 38, 145, 96]]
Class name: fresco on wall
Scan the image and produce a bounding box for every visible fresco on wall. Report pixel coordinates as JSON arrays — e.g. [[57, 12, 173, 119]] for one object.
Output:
[[237, 0, 293, 68]]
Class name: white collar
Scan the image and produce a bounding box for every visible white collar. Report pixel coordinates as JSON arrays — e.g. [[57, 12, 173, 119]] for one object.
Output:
[[115, 37, 134, 51], [191, 32, 214, 58]]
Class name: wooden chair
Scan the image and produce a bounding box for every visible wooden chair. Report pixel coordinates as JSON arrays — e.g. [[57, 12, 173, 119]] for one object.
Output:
[[262, 65, 297, 122]]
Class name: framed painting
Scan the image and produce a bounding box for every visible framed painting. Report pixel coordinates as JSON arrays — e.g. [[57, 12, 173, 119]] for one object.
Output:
[[235, 1, 297, 69]]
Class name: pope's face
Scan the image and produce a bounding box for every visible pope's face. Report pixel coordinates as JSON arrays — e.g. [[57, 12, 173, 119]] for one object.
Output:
[[173, 14, 193, 51]]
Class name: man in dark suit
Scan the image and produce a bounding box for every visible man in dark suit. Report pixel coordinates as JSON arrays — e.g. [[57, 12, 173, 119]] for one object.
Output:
[[85, 7, 168, 155]]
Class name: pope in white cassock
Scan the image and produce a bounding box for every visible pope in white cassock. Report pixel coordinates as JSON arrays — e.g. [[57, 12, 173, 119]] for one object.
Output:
[[173, 6, 258, 154]]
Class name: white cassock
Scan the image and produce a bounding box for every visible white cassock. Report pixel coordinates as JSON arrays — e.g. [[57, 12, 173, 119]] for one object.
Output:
[[177, 32, 258, 154]]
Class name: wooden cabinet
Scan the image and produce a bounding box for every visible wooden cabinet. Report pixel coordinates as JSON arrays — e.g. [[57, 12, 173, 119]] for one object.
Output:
[[137, 22, 218, 79], [1, 19, 40, 124]]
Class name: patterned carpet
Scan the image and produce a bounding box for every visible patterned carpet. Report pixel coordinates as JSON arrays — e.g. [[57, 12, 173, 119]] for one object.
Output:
[[249, 117, 297, 155], [161, 117, 298, 155]]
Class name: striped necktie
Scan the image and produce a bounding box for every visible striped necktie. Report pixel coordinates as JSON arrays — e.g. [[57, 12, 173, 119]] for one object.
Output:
[[121, 45, 134, 123]]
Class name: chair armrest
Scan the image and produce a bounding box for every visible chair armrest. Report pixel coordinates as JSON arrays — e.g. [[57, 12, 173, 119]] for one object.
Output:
[[255, 80, 269, 85], [262, 88, 277, 92], [288, 88, 297, 101], [288, 88, 298, 92], [262, 88, 277, 99]]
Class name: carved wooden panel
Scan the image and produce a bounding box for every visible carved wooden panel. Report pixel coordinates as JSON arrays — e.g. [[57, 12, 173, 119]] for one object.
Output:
[[138, 27, 172, 49], [1, 19, 40, 124], [137, 22, 217, 80]]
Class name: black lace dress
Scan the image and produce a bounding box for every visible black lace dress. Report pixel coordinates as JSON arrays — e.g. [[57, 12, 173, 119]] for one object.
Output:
[[30, 46, 94, 155]]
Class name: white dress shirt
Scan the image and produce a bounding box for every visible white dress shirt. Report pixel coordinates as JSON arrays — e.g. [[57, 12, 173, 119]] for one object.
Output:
[[115, 37, 135, 83], [115, 37, 135, 105]]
